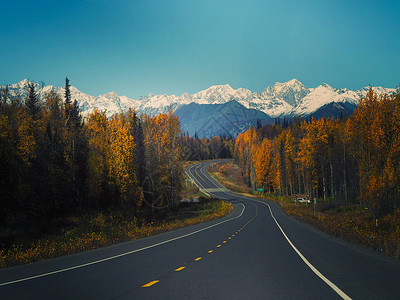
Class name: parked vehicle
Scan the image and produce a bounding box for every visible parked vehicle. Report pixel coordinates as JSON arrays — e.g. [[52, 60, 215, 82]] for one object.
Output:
[[295, 198, 311, 204]]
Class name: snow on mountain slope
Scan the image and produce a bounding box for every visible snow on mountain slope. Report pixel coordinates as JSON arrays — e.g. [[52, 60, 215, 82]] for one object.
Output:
[[3, 80, 138, 117], [192, 84, 253, 104], [357, 86, 397, 98], [262, 79, 310, 107], [134, 84, 254, 115], [135, 92, 192, 116], [293, 83, 360, 116], [1, 79, 396, 119], [244, 93, 293, 118], [238, 79, 309, 117]]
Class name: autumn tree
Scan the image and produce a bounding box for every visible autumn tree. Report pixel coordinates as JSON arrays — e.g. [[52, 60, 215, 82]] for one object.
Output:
[[254, 138, 273, 192], [142, 110, 183, 209], [86, 109, 109, 207], [108, 112, 142, 208], [347, 88, 400, 216]]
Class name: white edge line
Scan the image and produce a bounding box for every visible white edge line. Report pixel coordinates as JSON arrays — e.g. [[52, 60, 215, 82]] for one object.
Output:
[[186, 164, 210, 196], [1, 162, 236, 287], [194, 162, 351, 300], [264, 202, 351, 300], [0, 202, 245, 287], [227, 190, 352, 300]]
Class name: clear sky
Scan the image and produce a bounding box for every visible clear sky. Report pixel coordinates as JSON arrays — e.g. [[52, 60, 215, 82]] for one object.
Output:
[[1, 0, 399, 98]]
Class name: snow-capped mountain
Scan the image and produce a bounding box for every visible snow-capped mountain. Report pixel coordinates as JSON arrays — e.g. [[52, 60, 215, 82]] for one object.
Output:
[[1, 79, 396, 119], [261, 79, 310, 107], [292, 83, 358, 117], [242, 79, 309, 117], [175, 100, 273, 137]]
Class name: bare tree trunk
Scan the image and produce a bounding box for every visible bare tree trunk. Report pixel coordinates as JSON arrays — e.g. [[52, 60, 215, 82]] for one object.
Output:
[[298, 165, 302, 194], [322, 165, 326, 200], [72, 138, 76, 203], [343, 143, 348, 203], [330, 160, 335, 200]]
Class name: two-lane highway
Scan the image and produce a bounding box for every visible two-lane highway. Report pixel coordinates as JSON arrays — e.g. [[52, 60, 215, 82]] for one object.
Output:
[[1, 161, 400, 299], [186, 161, 400, 299]]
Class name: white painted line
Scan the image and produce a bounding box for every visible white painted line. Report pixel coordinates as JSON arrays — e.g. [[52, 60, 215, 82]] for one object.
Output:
[[220, 190, 351, 299], [186, 165, 210, 197], [0, 202, 245, 287], [193, 162, 351, 300], [262, 200, 351, 300]]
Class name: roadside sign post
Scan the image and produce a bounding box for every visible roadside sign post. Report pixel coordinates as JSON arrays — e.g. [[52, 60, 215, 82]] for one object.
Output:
[[314, 198, 317, 217]]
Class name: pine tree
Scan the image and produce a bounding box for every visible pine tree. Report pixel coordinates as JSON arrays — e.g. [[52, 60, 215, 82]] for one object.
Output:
[[25, 81, 40, 120], [64, 77, 71, 105], [0, 86, 9, 106]]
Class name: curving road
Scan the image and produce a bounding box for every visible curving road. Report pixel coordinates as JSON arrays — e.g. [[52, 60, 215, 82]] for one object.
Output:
[[1, 160, 400, 299]]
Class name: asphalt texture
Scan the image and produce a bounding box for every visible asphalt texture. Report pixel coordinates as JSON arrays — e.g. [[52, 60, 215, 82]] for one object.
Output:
[[1, 160, 400, 299]]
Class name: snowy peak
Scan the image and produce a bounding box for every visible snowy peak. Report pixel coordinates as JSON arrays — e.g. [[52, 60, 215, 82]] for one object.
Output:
[[358, 86, 396, 98], [273, 79, 306, 92], [261, 79, 309, 107], [320, 83, 333, 89], [1, 79, 396, 120], [193, 84, 236, 104], [293, 83, 360, 116], [101, 91, 119, 99]]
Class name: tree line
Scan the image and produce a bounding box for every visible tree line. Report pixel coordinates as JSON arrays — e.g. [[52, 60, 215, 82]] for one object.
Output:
[[0, 79, 184, 226], [234, 88, 400, 217], [181, 132, 233, 161]]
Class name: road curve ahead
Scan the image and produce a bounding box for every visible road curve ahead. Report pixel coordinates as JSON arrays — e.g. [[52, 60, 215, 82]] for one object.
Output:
[[1, 161, 400, 299], [186, 160, 400, 300]]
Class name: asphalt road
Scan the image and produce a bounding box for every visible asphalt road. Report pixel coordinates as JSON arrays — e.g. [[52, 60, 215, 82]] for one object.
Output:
[[1, 160, 400, 299]]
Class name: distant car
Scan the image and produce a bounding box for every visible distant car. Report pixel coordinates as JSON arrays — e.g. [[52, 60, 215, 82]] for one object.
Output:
[[295, 198, 311, 204]]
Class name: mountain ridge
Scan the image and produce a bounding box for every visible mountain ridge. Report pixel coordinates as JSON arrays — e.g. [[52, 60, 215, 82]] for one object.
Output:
[[2, 79, 396, 119], [174, 100, 273, 137]]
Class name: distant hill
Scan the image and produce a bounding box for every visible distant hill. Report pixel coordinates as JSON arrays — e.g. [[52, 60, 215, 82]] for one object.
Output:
[[310, 102, 358, 120], [174, 100, 273, 138]]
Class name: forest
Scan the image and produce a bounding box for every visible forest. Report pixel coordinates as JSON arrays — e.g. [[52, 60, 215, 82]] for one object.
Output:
[[0, 78, 232, 231], [2, 77, 398, 231], [234, 88, 400, 218]]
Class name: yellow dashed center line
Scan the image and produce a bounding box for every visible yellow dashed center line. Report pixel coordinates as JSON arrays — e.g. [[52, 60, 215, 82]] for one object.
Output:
[[140, 192, 260, 290], [142, 280, 159, 287]]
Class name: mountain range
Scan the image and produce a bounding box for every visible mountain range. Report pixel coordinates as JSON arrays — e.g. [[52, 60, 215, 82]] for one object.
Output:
[[2, 79, 396, 137]]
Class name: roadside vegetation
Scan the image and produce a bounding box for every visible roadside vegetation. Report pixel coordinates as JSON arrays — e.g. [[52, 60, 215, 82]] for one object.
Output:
[[207, 161, 253, 195], [0, 173, 231, 268], [235, 89, 400, 220], [209, 161, 400, 258], [0, 78, 232, 268]]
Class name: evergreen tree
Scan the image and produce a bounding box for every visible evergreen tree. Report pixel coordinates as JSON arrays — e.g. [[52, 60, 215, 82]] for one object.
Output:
[[64, 77, 71, 105], [1, 85, 9, 106], [25, 81, 40, 119]]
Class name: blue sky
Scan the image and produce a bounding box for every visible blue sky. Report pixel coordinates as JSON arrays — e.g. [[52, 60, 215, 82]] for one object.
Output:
[[1, 0, 399, 98]]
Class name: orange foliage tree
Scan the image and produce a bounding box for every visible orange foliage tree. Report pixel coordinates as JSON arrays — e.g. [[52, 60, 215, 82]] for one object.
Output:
[[234, 88, 400, 217]]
